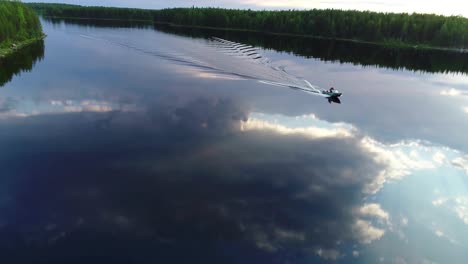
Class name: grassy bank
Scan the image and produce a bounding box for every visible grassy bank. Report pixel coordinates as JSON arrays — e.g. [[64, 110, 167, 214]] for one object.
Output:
[[0, 1, 44, 58], [0, 34, 46, 58], [27, 3, 468, 51]]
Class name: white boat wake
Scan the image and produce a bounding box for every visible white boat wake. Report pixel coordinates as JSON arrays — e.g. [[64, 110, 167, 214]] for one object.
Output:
[[208, 37, 324, 95], [79, 34, 330, 98]]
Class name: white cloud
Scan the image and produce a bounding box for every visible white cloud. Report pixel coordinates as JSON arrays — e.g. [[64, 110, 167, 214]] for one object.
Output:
[[430, 225, 459, 245], [316, 248, 341, 260], [440, 89, 462, 96], [432, 198, 448, 206], [452, 156, 468, 174], [253, 231, 277, 252], [63, 100, 115, 113], [401, 216, 409, 227], [50, 100, 64, 106], [361, 137, 436, 194], [241, 117, 355, 139], [432, 152, 446, 165], [352, 219, 385, 244], [433, 196, 468, 225], [453, 197, 468, 225], [357, 203, 390, 224], [241, 112, 466, 196], [274, 229, 305, 241]]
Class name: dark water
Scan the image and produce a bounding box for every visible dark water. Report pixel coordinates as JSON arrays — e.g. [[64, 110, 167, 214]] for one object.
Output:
[[1, 19, 468, 264], [0, 41, 44, 87]]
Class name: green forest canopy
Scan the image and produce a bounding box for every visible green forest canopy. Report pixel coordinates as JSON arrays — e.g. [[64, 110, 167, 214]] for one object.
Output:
[[27, 3, 468, 49], [0, 0, 43, 48]]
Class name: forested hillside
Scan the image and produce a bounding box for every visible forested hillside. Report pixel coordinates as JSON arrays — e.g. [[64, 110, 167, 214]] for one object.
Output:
[[0, 0, 43, 51], [28, 3, 468, 49]]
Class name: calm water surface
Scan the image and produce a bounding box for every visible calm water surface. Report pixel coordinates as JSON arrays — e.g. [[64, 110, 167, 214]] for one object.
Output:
[[1, 19, 468, 263]]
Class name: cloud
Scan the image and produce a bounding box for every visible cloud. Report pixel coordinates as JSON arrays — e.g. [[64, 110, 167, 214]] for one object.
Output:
[[357, 203, 390, 224], [316, 248, 341, 260], [241, 115, 355, 139], [401, 216, 409, 227], [361, 137, 436, 194], [432, 198, 448, 206], [352, 219, 385, 244], [0, 98, 385, 262], [246, 114, 467, 197], [452, 198, 468, 225], [433, 196, 468, 225], [452, 156, 468, 174], [2, 94, 466, 262], [0, 99, 137, 119], [440, 89, 463, 96], [352, 204, 390, 244], [433, 152, 446, 165]]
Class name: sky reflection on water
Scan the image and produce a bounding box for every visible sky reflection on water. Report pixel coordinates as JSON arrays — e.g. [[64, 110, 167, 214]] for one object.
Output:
[[0, 20, 468, 263]]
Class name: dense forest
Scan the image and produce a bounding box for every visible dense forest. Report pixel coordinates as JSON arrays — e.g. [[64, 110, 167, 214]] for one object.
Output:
[[0, 1, 43, 50], [28, 3, 468, 49]]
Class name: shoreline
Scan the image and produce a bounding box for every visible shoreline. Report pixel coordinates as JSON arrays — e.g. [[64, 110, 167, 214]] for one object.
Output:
[[0, 34, 47, 59], [41, 16, 467, 53]]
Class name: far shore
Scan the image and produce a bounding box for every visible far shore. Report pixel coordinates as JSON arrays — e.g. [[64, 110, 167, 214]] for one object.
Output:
[[40, 15, 468, 54]]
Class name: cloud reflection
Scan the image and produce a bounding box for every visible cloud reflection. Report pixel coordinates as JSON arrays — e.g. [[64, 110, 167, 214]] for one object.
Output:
[[0, 95, 467, 263], [0, 97, 384, 262], [452, 156, 468, 174]]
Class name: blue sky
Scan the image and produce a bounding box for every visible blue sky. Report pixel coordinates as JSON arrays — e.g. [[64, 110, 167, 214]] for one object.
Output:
[[24, 0, 468, 17]]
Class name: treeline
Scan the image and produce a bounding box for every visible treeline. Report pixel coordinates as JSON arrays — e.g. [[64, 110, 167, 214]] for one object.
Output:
[[41, 17, 468, 75], [154, 23, 468, 74], [28, 3, 468, 49], [0, 1, 43, 48]]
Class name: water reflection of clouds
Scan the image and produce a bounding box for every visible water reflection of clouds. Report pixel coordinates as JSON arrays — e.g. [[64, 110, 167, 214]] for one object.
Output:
[[0, 99, 464, 260], [0, 98, 138, 118], [440, 88, 465, 97], [1, 92, 468, 262], [0, 98, 394, 262], [433, 196, 468, 226], [452, 156, 468, 174], [243, 112, 466, 195]]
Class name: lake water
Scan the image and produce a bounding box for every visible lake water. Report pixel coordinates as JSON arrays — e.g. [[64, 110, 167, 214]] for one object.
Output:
[[1, 18, 468, 264]]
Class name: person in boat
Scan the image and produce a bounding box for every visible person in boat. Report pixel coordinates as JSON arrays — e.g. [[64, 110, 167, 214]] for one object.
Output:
[[329, 87, 335, 93]]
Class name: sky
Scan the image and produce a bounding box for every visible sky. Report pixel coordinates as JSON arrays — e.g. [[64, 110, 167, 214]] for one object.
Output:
[[23, 0, 468, 17]]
